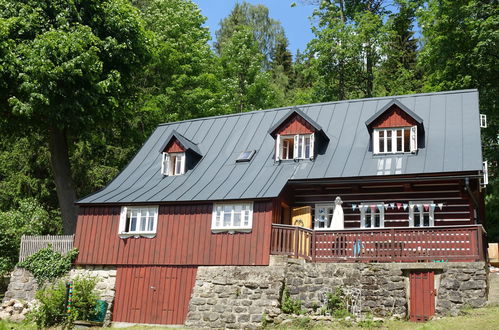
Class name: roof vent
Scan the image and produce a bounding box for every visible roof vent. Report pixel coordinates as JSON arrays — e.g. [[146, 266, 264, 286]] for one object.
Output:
[[236, 150, 255, 163]]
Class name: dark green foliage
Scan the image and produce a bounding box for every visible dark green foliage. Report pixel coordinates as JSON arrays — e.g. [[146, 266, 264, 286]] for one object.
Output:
[[325, 287, 351, 318], [28, 276, 98, 328], [0, 199, 61, 276], [18, 246, 78, 284]]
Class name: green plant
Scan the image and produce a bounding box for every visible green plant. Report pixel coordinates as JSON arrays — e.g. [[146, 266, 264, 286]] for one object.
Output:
[[28, 275, 98, 328], [18, 246, 78, 284], [326, 287, 352, 319], [357, 314, 381, 328], [298, 316, 311, 328], [280, 286, 303, 314], [261, 312, 268, 328]]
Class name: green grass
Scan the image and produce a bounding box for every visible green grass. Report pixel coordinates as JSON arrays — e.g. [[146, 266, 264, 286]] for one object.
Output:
[[267, 304, 499, 330]]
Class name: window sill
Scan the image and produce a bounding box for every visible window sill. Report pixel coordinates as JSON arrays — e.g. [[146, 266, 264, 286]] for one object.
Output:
[[119, 232, 156, 239], [373, 151, 417, 156], [211, 228, 252, 234]]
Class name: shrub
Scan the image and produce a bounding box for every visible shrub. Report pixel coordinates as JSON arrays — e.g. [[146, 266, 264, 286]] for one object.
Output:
[[326, 287, 351, 318], [29, 275, 98, 328], [281, 286, 303, 314], [18, 246, 78, 284]]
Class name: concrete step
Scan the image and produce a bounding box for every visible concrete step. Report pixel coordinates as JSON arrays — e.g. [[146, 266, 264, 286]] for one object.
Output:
[[488, 272, 499, 305]]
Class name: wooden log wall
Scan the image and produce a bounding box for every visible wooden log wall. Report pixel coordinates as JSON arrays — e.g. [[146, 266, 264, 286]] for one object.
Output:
[[74, 201, 272, 266], [290, 179, 475, 228]]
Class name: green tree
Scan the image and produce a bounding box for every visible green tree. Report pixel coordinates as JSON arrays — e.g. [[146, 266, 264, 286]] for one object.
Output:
[[136, 0, 223, 122], [417, 0, 498, 240], [215, 1, 287, 69], [218, 26, 279, 112], [0, 0, 150, 233]]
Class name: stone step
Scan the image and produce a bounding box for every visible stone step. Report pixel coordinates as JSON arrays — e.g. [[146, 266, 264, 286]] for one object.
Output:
[[487, 272, 499, 305]]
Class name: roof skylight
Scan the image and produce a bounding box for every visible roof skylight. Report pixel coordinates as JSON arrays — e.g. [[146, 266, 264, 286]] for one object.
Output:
[[236, 150, 255, 163]]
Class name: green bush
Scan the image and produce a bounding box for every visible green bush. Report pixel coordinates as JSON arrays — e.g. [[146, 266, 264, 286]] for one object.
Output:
[[28, 276, 98, 328], [326, 287, 351, 318], [281, 286, 303, 314], [0, 199, 61, 276], [18, 246, 78, 284]]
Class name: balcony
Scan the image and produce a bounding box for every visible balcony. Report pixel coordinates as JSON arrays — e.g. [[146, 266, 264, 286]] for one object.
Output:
[[270, 224, 487, 263]]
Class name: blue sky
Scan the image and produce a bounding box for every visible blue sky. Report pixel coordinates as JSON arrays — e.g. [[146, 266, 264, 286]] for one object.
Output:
[[192, 0, 316, 56]]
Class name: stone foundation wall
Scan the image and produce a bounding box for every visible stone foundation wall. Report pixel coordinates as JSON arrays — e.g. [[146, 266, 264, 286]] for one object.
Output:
[[2, 267, 37, 303], [186, 257, 488, 328], [69, 266, 117, 324]]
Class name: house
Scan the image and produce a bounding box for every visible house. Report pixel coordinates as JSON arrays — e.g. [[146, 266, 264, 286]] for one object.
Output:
[[74, 89, 488, 326]]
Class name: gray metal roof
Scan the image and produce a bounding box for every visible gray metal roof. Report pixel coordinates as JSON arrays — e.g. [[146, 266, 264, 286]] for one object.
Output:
[[78, 89, 483, 204]]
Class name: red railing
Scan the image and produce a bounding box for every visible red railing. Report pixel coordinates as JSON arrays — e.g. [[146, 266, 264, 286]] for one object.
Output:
[[270, 224, 486, 263]]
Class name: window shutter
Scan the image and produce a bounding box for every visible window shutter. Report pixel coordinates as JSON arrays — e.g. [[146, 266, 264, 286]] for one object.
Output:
[[309, 134, 315, 159], [180, 153, 186, 174], [373, 130, 379, 154], [118, 207, 127, 234], [410, 126, 417, 152], [275, 134, 281, 161], [294, 135, 299, 159]]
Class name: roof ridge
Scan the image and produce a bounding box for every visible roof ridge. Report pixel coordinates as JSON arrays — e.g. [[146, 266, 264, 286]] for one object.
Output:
[[157, 89, 478, 127]]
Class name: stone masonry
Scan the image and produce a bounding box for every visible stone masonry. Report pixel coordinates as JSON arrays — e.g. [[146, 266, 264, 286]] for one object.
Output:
[[2, 267, 37, 303], [186, 257, 488, 328]]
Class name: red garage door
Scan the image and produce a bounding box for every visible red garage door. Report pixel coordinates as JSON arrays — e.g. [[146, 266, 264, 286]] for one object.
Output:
[[113, 266, 197, 325], [409, 271, 436, 322]]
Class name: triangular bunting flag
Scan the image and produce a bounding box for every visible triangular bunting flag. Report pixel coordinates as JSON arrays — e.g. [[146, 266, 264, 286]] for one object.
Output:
[[384, 204, 388, 211], [396, 203, 402, 210], [423, 204, 430, 212], [370, 205, 376, 212], [390, 203, 395, 210], [438, 203, 443, 210], [430, 204, 436, 212], [352, 204, 357, 211], [404, 203, 409, 211]]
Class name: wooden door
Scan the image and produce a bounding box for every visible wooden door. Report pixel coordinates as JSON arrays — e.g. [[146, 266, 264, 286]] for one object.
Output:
[[409, 271, 435, 322], [113, 266, 197, 325]]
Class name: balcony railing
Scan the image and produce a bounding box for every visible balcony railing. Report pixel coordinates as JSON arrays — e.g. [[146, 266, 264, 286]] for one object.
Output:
[[270, 224, 486, 263]]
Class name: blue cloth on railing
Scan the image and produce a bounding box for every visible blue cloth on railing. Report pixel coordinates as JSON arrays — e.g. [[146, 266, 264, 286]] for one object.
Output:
[[353, 239, 363, 257]]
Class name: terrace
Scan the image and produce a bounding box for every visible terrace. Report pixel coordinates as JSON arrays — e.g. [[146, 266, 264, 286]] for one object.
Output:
[[270, 224, 487, 263]]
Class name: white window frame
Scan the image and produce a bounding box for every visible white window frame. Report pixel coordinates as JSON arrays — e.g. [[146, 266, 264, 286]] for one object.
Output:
[[409, 201, 434, 227], [118, 206, 158, 238], [161, 152, 186, 176], [373, 126, 417, 154], [360, 203, 385, 228], [480, 114, 487, 128], [211, 202, 253, 233], [314, 203, 334, 229], [276, 133, 314, 160]]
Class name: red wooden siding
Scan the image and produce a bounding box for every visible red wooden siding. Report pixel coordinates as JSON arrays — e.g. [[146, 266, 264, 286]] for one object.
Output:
[[372, 106, 418, 128], [291, 180, 475, 228], [113, 266, 197, 325], [74, 201, 273, 266], [163, 139, 185, 153], [276, 114, 315, 135], [409, 271, 435, 322]]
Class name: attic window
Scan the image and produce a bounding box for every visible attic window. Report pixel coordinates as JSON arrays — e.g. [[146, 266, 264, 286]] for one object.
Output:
[[373, 126, 417, 154], [161, 152, 185, 176], [236, 150, 255, 162], [276, 134, 314, 160]]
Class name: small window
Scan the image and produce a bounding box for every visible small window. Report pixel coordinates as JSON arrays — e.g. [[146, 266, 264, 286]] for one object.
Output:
[[161, 152, 185, 176], [314, 204, 334, 229], [409, 201, 434, 227], [373, 126, 416, 154], [236, 150, 255, 162], [119, 206, 158, 238], [480, 114, 487, 128], [360, 203, 385, 228], [276, 133, 314, 160], [212, 202, 253, 232]]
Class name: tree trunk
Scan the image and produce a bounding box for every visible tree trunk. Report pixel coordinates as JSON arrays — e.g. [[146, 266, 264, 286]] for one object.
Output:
[[366, 47, 373, 98], [49, 126, 78, 234]]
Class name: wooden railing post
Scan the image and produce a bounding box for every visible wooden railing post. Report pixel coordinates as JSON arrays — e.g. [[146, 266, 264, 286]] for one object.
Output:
[[477, 226, 484, 261], [294, 226, 299, 258], [311, 230, 316, 262], [390, 228, 395, 262]]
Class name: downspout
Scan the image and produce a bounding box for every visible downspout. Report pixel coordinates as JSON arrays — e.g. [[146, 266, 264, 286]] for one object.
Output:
[[465, 177, 481, 224]]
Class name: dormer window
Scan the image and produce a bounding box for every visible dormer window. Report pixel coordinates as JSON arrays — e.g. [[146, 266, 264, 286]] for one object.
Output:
[[277, 133, 314, 160], [161, 152, 185, 176], [159, 130, 202, 176], [269, 107, 329, 162], [366, 100, 424, 155], [373, 126, 417, 154]]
